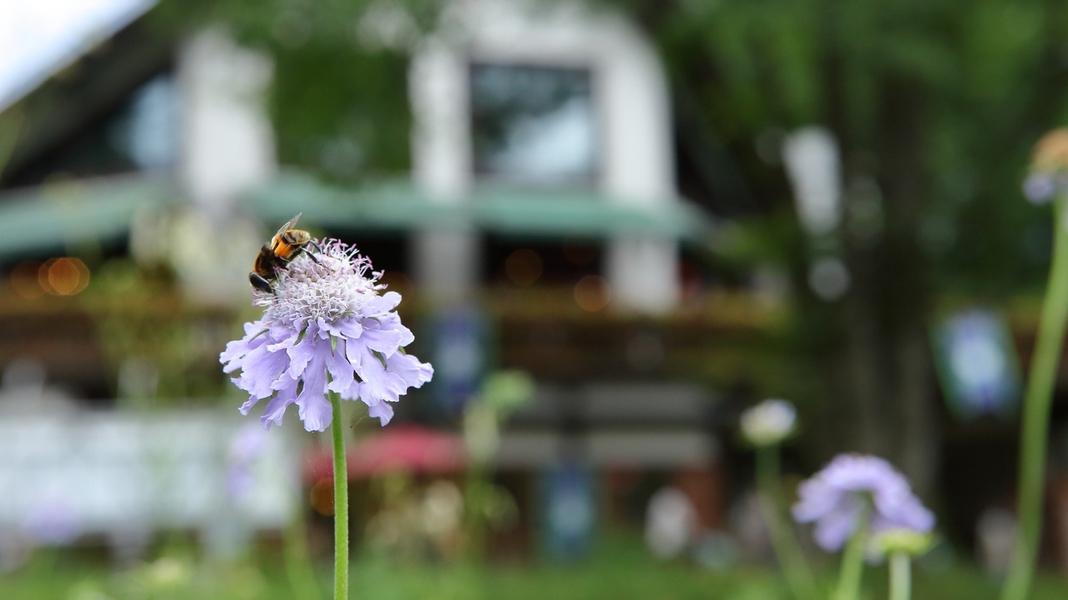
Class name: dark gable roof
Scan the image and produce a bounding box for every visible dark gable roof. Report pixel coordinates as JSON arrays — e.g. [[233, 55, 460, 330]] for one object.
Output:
[[1, 17, 175, 189]]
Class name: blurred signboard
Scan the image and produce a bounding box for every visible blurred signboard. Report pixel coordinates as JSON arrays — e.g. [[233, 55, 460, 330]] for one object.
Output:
[[541, 462, 595, 560], [429, 308, 490, 414], [932, 309, 1021, 419]]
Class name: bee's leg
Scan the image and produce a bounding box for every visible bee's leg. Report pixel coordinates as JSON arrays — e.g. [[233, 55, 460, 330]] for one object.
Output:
[[304, 241, 324, 264], [249, 272, 275, 295]]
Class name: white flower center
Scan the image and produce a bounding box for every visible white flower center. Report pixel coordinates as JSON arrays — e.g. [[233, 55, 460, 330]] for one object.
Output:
[[258, 241, 380, 325]]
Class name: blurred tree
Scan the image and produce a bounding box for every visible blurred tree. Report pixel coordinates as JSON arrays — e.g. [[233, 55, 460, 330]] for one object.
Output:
[[612, 0, 1068, 494]]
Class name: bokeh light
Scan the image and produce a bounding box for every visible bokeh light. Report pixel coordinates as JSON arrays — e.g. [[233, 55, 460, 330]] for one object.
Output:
[[38, 257, 90, 296], [310, 479, 335, 516], [505, 249, 543, 286]]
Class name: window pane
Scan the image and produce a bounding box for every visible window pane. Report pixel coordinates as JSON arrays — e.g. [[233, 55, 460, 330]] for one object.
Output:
[[470, 63, 597, 185]]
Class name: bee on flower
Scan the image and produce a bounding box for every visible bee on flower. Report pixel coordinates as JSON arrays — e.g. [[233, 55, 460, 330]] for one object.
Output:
[[220, 237, 433, 432]]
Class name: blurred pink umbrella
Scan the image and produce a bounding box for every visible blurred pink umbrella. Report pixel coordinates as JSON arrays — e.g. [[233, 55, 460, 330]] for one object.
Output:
[[303, 424, 466, 483]]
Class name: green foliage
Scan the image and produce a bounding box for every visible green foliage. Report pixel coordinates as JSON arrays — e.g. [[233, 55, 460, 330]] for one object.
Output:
[[615, 0, 1068, 295], [271, 48, 412, 181], [149, 0, 443, 182], [8, 540, 1068, 600], [80, 259, 232, 403]]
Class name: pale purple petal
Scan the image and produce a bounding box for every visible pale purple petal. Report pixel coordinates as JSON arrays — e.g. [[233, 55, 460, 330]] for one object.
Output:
[[260, 377, 299, 429], [267, 325, 302, 352], [344, 335, 366, 370], [360, 291, 402, 316], [385, 352, 434, 389], [374, 313, 414, 346], [792, 478, 842, 523], [236, 343, 290, 399], [220, 339, 253, 373], [338, 317, 363, 339], [812, 499, 860, 552], [239, 395, 260, 416], [355, 351, 406, 403], [326, 338, 355, 394], [295, 353, 332, 432], [286, 330, 319, 379], [368, 400, 394, 425], [358, 326, 406, 358]]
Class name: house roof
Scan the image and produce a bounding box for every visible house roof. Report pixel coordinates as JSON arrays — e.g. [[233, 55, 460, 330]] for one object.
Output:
[[0, 0, 157, 112]]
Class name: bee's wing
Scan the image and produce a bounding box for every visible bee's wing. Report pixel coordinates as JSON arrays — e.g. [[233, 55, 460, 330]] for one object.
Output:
[[274, 213, 302, 238]]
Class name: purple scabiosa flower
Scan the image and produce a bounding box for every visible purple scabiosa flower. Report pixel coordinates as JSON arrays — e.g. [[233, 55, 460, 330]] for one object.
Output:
[[1023, 173, 1055, 205], [792, 454, 934, 552], [220, 239, 433, 432]]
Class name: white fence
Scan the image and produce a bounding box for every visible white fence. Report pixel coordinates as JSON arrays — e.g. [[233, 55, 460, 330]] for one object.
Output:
[[0, 410, 297, 556]]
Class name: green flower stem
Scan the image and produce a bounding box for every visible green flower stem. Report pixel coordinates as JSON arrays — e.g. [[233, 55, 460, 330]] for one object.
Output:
[[284, 510, 323, 600], [1002, 197, 1068, 600], [833, 503, 869, 600], [330, 391, 349, 600], [464, 463, 488, 563], [755, 445, 820, 600], [889, 552, 911, 600]]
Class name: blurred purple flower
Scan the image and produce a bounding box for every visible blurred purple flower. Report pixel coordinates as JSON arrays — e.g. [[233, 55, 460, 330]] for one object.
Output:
[[226, 422, 270, 500], [792, 454, 934, 552], [22, 496, 80, 546], [1023, 172, 1055, 204], [220, 239, 433, 432]]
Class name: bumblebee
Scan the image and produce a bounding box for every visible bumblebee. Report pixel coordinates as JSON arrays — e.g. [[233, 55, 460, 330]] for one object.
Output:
[[249, 213, 321, 294]]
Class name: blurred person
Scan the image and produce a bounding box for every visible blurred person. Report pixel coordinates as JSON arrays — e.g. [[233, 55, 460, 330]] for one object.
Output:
[[644, 486, 698, 560]]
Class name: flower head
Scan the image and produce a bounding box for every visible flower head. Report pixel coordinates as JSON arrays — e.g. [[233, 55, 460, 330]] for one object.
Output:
[[1025, 129, 1068, 204], [792, 454, 934, 552], [739, 399, 797, 446], [1023, 173, 1056, 205], [220, 239, 433, 432]]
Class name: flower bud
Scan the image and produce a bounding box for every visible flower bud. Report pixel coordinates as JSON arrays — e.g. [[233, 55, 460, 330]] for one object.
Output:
[[740, 399, 797, 446]]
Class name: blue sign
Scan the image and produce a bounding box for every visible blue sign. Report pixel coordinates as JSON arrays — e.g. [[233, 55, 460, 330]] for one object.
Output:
[[933, 309, 1021, 419], [541, 462, 595, 560], [429, 307, 489, 414]]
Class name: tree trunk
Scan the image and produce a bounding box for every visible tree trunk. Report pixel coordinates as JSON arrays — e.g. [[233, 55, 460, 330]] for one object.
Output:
[[877, 74, 938, 498]]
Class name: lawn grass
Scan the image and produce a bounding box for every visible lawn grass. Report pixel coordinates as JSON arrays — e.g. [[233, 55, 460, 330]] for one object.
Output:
[[3, 537, 1068, 600]]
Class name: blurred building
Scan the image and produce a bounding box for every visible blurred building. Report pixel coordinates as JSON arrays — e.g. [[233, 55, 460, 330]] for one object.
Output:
[[0, 0, 775, 557]]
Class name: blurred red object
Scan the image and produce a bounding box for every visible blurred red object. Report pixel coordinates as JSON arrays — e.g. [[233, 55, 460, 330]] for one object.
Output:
[[303, 424, 466, 483]]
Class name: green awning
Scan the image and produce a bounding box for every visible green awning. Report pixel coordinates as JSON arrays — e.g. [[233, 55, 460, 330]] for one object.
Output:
[[0, 174, 180, 259], [0, 170, 713, 261], [244, 173, 713, 241]]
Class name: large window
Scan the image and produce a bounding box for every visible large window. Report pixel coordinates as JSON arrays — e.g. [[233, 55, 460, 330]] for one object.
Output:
[[470, 63, 598, 186]]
